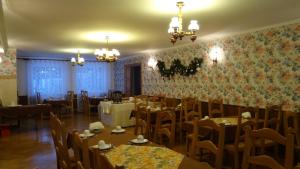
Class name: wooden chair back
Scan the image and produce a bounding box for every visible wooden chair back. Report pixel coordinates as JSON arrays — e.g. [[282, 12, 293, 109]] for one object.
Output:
[[72, 131, 90, 169], [234, 107, 257, 149], [154, 109, 176, 147], [161, 97, 180, 110], [50, 113, 71, 169], [82, 95, 90, 115], [242, 127, 294, 169], [92, 148, 115, 169], [284, 111, 300, 148], [208, 99, 224, 118], [264, 105, 282, 132], [134, 95, 149, 110], [77, 161, 85, 169], [134, 106, 150, 138], [54, 139, 70, 169], [181, 97, 196, 121], [67, 91, 74, 105], [191, 119, 225, 169]]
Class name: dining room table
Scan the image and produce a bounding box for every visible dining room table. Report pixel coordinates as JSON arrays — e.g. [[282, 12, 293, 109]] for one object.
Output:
[[98, 101, 135, 127], [78, 125, 213, 169]]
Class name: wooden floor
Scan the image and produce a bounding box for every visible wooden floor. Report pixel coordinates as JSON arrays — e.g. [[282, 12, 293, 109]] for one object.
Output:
[[0, 114, 186, 169]]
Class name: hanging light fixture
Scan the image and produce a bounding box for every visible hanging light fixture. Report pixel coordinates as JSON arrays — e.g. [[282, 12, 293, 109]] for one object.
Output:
[[70, 50, 85, 66], [168, 1, 200, 44], [94, 36, 120, 62]]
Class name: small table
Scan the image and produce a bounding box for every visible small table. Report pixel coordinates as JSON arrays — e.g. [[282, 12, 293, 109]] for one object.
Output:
[[0, 104, 51, 137], [98, 101, 135, 127]]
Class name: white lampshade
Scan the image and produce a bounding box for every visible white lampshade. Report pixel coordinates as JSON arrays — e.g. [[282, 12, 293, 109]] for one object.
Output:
[[71, 57, 76, 63], [94, 49, 100, 55], [168, 26, 175, 33], [170, 17, 179, 28], [188, 20, 199, 31], [112, 49, 120, 56], [78, 57, 85, 63]]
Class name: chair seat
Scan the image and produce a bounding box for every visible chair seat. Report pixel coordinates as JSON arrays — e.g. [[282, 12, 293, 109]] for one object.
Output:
[[224, 142, 246, 152]]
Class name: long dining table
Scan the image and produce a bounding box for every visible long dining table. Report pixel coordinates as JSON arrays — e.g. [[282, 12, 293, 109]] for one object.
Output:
[[80, 125, 213, 169]]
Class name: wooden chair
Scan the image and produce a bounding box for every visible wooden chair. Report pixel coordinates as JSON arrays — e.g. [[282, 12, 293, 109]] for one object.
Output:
[[63, 91, 74, 117], [82, 94, 98, 119], [54, 140, 70, 169], [134, 106, 151, 138], [190, 119, 225, 169], [161, 97, 181, 110], [208, 99, 224, 118], [134, 95, 149, 110], [241, 127, 294, 169], [50, 112, 74, 169], [224, 106, 256, 169], [154, 109, 176, 147], [284, 111, 300, 163], [77, 161, 85, 169], [255, 104, 282, 155], [179, 97, 197, 143], [72, 131, 91, 169], [185, 106, 204, 156], [92, 148, 115, 169]]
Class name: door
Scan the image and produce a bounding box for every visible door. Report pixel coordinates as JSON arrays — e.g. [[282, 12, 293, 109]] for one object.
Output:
[[124, 63, 142, 96]]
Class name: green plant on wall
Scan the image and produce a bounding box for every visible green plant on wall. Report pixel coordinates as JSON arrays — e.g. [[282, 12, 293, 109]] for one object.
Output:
[[156, 57, 203, 78]]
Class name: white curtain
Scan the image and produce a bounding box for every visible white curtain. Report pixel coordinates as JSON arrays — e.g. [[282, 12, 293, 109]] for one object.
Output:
[[74, 62, 110, 97], [27, 60, 71, 100]]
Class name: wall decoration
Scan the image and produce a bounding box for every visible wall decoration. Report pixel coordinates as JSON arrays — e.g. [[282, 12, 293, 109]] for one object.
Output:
[[157, 57, 203, 78], [114, 22, 300, 111]]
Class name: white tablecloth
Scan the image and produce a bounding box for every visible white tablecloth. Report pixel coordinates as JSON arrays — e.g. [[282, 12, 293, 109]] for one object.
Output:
[[98, 101, 135, 127]]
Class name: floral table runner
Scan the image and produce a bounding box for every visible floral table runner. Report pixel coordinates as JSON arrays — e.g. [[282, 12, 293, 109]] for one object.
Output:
[[105, 145, 184, 169]]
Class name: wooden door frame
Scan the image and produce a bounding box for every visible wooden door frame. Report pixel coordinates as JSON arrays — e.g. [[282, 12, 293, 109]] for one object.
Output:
[[124, 63, 142, 96]]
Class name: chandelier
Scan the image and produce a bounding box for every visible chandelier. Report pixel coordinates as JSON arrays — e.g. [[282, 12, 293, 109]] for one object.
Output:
[[168, 1, 200, 44], [95, 36, 120, 62], [70, 51, 85, 66]]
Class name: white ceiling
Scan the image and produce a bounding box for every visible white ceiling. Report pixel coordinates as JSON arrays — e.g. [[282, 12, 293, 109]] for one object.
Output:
[[1, 0, 300, 58]]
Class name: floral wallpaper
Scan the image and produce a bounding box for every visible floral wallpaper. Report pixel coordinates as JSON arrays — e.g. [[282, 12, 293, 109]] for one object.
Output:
[[0, 49, 17, 78], [114, 23, 300, 111]]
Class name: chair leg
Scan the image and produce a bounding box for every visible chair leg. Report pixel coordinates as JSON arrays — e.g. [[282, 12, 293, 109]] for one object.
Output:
[[186, 136, 190, 156], [234, 152, 239, 169]]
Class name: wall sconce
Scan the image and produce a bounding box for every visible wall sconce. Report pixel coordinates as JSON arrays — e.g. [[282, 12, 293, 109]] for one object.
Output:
[[209, 45, 224, 64], [147, 57, 157, 70], [0, 48, 4, 64]]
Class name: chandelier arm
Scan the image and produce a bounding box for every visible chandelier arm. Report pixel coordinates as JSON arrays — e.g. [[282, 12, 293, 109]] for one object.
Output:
[[177, 2, 183, 33]]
